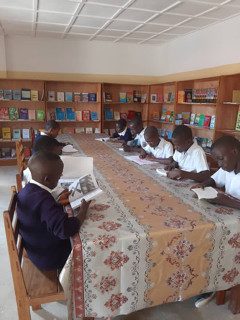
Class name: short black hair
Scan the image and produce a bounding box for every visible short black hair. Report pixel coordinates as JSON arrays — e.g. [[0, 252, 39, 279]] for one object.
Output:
[[33, 135, 61, 153], [30, 150, 60, 164], [130, 116, 142, 126], [45, 120, 60, 131], [211, 135, 240, 152], [144, 126, 158, 138], [116, 119, 127, 128], [172, 125, 192, 140]]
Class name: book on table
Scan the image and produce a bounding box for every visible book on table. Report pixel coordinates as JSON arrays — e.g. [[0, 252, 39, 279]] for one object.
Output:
[[191, 187, 218, 200]]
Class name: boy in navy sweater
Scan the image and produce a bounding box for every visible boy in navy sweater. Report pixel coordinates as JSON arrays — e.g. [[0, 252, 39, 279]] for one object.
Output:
[[110, 119, 132, 143], [17, 151, 90, 270]]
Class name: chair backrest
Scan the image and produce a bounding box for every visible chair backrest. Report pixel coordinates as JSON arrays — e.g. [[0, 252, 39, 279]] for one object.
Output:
[[16, 137, 27, 173], [30, 127, 36, 149], [3, 186, 30, 318], [16, 169, 23, 193]]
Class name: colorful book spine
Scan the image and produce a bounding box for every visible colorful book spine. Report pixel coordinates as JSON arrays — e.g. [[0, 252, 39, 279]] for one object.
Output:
[[90, 112, 98, 121], [19, 108, 28, 120], [66, 108, 76, 121]]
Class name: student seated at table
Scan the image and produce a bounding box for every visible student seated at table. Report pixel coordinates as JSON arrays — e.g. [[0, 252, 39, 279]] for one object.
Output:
[[139, 126, 173, 164], [23, 135, 63, 186], [33, 120, 69, 153], [110, 119, 132, 143], [164, 125, 210, 182], [17, 151, 90, 271], [122, 116, 146, 152], [197, 135, 240, 209]]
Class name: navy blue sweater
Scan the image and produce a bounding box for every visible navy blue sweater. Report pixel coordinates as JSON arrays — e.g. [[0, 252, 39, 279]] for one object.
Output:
[[113, 128, 132, 142], [17, 183, 80, 270]]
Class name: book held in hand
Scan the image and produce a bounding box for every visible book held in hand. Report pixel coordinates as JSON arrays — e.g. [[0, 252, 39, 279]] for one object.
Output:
[[156, 168, 168, 176]]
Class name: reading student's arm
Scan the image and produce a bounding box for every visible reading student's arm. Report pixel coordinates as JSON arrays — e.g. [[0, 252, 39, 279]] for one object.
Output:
[[164, 160, 178, 171], [169, 170, 211, 182], [208, 192, 240, 210], [139, 148, 147, 159], [147, 155, 173, 164], [191, 177, 216, 190], [76, 199, 91, 224]]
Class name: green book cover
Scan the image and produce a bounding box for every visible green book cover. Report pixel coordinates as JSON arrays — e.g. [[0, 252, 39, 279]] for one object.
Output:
[[9, 108, 19, 120], [236, 111, 240, 131], [198, 114, 205, 127], [36, 110, 45, 120]]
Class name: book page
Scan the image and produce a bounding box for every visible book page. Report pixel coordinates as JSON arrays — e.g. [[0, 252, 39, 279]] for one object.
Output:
[[124, 155, 158, 165], [60, 156, 93, 179], [95, 137, 110, 142], [62, 145, 78, 153], [192, 187, 218, 200], [156, 168, 168, 176]]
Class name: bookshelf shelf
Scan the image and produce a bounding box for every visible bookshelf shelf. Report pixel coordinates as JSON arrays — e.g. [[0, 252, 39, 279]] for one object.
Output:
[[0, 120, 45, 122], [185, 125, 214, 131], [222, 102, 240, 105], [150, 120, 174, 125], [103, 102, 147, 105], [0, 100, 45, 103], [216, 129, 240, 135], [55, 120, 100, 123], [47, 101, 99, 104], [177, 102, 217, 106], [0, 158, 17, 166], [0, 139, 31, 143]]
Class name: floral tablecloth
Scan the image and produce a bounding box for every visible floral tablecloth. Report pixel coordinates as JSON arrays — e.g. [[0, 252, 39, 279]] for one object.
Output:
[[59, 134, 240, 319]]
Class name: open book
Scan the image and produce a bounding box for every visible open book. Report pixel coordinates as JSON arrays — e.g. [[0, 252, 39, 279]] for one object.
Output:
[[156, 168, 168, 176], [59, 173, 103, 209], [191, 187, 218, 200], [124, 155, 158, 165]]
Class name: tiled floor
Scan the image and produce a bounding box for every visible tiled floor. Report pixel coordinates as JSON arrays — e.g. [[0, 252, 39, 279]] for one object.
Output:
[[0, 166, 239, 320]]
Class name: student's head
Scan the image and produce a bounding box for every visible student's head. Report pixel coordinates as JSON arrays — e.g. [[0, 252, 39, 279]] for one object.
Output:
[[211, 135, 240, 172], [33, 135, 62, 155], [45, 120, 60, 138], [129, 116, 143, 137], [28, 151, 63, 190], [116, 119, 127, 133], [144, 126, 160, 148], [172, 125, 193, 153]]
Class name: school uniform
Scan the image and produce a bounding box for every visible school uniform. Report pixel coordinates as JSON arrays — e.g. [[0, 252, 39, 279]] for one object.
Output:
[[211, 168, 240, 199], [173, 140, 209, 172], [32, 132, 65, 154], [17, 180, 80, 270], [135, 128, 147, 148], [144, 138, 173, 159], [113, 127, 132, 142]]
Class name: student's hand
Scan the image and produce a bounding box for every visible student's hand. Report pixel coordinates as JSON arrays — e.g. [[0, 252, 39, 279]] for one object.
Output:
[[190, 184, 204, 190], [207, 192, 232, 206], [167, 169, 185, 180], [146, 155, 155, 161], [122, 144, 132, 152], [77, 199, 92, 224], [58, 190, 72, 205], [139, 149, 147, 159], [164, 164, 175, 171], [65, 142, 73, 146]]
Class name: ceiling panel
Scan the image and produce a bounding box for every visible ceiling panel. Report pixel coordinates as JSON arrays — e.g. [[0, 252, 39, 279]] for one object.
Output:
[[0, 8, 33, 22], [94, 35, 116, 41], [37, 23, 67, 32], [137, 24, 169, 33], [98, 29, 127, 36], [74, 16, 108, 28], [167, 2, 215, 16], [65, 33, 90, 40], [229, 0, 240, 6], [0, 0, 33, 9], [151, 13, 191, 25], [38, 0, 78, 14], [130, 0, 181, 12], [116, 8, 156, 21], [118, 37, 141, 43], [87, 0, 129, 5], [79, 3, 120, 18], [167, 26, 196, 34], [202, 5, 240, 18], [106, 19, 140, 31], [125, 32, 154, 39], [38, 12, 73, 24], [180, 17, 217, 27], [70, 25, 98, 34]]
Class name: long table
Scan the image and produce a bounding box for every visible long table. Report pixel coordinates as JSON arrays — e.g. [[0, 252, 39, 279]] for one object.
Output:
[[60, 134, 240, 319]]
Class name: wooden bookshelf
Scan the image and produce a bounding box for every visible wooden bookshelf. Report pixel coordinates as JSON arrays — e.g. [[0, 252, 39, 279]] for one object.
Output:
[[45, 81, 101, 134], [102, 83, 149, 131], [0, 79, 45, 165]]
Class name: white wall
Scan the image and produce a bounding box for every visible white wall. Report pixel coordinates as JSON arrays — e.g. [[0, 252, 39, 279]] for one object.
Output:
[[3, 14, 240, 77], [0, 35, 6, 72]]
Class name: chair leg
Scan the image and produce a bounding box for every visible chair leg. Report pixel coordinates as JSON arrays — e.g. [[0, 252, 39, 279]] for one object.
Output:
[[32, 304, 42, 310], [216, 290, 226, 305], [16, 298, 31, 320]]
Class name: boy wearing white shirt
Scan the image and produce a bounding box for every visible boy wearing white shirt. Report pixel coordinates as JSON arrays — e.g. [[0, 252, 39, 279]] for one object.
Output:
[[139, 126, 173, 164], [165, 125, 210, 182], [123, 116, 146, 152]]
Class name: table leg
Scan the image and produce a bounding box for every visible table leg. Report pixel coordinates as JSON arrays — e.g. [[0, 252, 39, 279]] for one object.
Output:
[[216, 290, 226, 305], [229, 284, 240, 314]]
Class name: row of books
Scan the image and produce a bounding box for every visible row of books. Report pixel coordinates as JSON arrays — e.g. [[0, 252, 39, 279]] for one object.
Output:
[[177, 88, 218, 103], [194, 136, 213, 152], [48, 91, 97, 102], [1, 127, 37, 140], [175, 112, 215, 129], [0, 107, 45, 120], [153, 109, 174, 123], [0, 147, 16, 159], [104, 108, 141, 121], [60, 127, 100, 134], [0, 89, 40, 101], [103, 91, 146, 103], [158, 128, 173, 140], [50, 108, 98, 121], [150, 91, 175, 103]]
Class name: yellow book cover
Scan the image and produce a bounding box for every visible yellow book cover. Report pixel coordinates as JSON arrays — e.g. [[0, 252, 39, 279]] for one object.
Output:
[[232, 90, 240, 103], [178, 90, 185, 103], [2, 127, 11, 139], [153, 111, 159, 121], [31, 90, 38, 101]]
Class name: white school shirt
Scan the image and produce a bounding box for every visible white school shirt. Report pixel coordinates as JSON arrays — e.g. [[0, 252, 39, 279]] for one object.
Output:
[[211, 168, 240, 200], [173, 140, 209, 173], [144, 138, 173, 159], [136, 128, 146, 147]]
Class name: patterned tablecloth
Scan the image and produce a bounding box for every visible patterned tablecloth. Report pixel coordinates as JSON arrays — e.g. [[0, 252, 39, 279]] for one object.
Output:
[[59, 134, 240, 319]]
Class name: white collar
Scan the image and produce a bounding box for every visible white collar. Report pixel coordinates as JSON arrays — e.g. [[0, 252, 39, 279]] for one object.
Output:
[[118, 127, 127, 136], [40, 131, 47, 136], [30, 179, 52, 194]]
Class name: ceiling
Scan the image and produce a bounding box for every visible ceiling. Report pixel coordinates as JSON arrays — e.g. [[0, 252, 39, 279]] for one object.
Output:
[[0, 0, 240, 45]]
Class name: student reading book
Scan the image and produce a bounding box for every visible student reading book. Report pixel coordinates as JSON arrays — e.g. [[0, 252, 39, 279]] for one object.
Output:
[[139, 126, 173, 164], [122, 116, 146, 152], [110, 119, 132, 143]]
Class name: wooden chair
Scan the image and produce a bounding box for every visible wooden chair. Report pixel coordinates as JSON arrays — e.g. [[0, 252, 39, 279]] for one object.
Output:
[[3, 186, 65, 320], [16, 170, 23, 193], [30, 127, 36, 149], [16, 137, 27, 174]]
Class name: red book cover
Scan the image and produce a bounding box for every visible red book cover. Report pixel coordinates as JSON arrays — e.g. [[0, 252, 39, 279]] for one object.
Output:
[[203, 115, 211, 127], [120, 113, 127, 120], [127, 110, 135, 120], [0, 107, 9, 120], [82, 110, 90, 121], [23, 147, 31, 157]]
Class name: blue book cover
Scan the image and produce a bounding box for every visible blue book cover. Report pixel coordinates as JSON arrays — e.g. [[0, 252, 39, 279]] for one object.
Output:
[[13, 90, 21, 100], [88, 93, 97, 102], [119, 92, 127, 103], [90, 111, 98, 121], [56, 107, 65, 121], [65, 92, 72, 102], [104, 108, 113, 120], [4, 89, 12, 100], [66, 107, 76, 121], [168, 130, 173, 140], [19, 108, 28, 120]]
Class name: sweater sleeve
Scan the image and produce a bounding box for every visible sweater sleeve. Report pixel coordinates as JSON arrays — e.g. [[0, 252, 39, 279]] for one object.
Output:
[[123, 128, 132, 142], [39, 194, 80, 239]]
